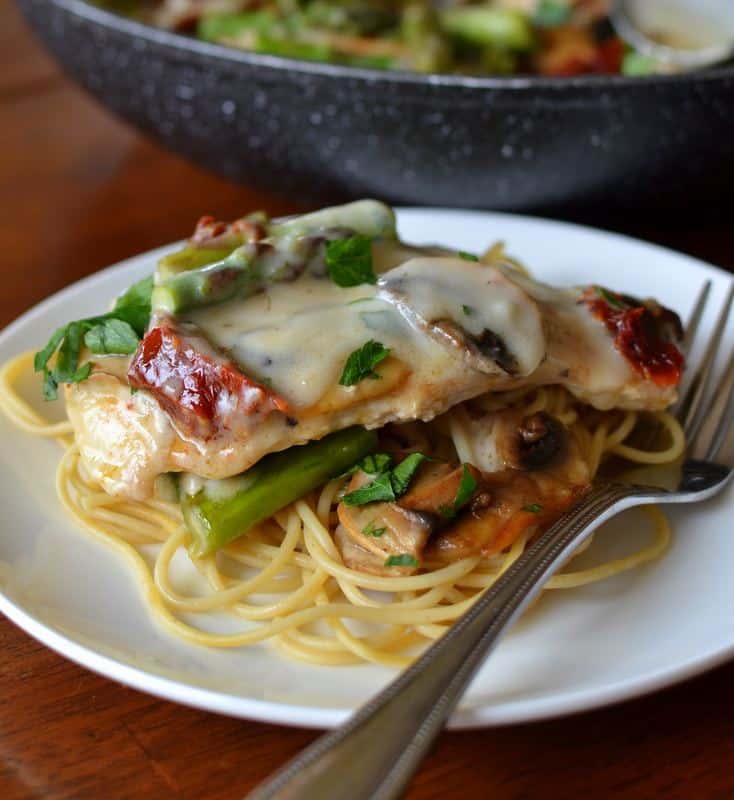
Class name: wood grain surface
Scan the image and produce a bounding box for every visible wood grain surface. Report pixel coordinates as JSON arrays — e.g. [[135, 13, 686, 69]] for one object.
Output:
[[2, 4, 734, 798]]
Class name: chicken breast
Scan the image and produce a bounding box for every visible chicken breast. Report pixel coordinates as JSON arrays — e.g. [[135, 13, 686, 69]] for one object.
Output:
[[65, 250, 682, 500]]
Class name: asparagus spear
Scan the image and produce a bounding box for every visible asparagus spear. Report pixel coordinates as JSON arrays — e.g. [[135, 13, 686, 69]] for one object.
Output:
[[401, 3, 452, 73], [152, 246, 258, 314], [198, 11, 278, 43], [268, 199, 396, 243], [156, 211, 271, 283], [152, 200, 397, 315], [156, 246, 236, 281], [181, 426, 379, 557], [440, 7, 535, 51]]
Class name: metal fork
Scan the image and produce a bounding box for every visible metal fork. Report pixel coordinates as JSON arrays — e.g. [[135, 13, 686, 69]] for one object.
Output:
[[248, 280, 734, 800]]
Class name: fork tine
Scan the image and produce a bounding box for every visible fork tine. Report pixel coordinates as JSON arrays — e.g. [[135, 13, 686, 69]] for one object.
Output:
[[690, 341, 734, 462], [680, 280, 711, 359], [634, 281, 713, 452], [670, 280, 711, 420], [677, 283, 734, 439]]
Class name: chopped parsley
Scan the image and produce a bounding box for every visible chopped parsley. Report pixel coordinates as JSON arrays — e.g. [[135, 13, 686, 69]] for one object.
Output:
[[453, 465, 478, 511], [522, 503, 543, 514], [342, 452, 429, 506], [361, 452, 393, 475], [385, 554, 418, 568], [342, 471, 396, 505], [341, 452, 393, 478], [438, 464, 478, 520], [622, 51, 656, 76], [534, 0, 571, 27], [596, 286, 626, 310], [362, 520, 386, 538], [326, 235, 376, 287], [84, 318, 139, 356], [462, 304, 474, 316], [387, 453, 429, 496], [458, 251, 479, 262], [111, 275, 155, 335], [339, 340, 391, 386], [34, 276, 153, 401]]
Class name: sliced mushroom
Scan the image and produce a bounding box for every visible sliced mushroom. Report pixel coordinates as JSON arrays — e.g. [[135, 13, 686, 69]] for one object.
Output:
[[399, 461, 484, 517], [427, 472, 537, 562], [334, 526, 397, 576], [334, 459, 485, 576], [427, 428, 591, 562], [430, 320, 520, 376], [336, 472, 435, 576], [377, 257, 545, 378], [513, 412, 567, 471], [336, 503, 433, 576], [462, 408, 571, 474]]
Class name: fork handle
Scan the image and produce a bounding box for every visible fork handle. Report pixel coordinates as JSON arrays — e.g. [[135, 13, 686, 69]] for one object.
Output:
[[247, 483, 646, 800]]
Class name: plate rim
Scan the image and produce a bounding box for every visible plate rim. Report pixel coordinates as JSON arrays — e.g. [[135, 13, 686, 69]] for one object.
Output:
[[1, 206, 733, 730]]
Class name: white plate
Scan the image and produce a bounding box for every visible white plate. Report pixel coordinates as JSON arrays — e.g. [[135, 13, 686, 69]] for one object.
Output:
[[1, 208, 733, 730]]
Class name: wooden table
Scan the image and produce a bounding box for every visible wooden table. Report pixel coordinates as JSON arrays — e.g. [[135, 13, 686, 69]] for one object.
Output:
[[3, 5, 734, 798]]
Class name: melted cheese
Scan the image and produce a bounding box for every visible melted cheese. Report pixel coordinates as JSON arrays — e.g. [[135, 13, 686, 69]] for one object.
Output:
[[188, 257, 549, 410], [496, 265, 635, 408], [188, 279, 453, 409], [378, 258, 545, 376]]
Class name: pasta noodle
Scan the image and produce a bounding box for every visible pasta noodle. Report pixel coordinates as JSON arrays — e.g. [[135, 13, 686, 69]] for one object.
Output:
[[0, 351, 681, 667]]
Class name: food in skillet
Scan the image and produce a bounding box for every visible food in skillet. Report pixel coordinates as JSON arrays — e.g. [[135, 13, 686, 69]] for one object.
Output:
[[100, 0, 663, 76], [0, 200, 685, 665]]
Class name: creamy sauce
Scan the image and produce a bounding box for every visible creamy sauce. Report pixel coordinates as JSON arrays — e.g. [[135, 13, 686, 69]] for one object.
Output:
[[495, 265, 635, 408], [188, 277, 453, 408], [378, 258, 545, 377], [188, 257, 549, 409], [372, 240, 450, 273]]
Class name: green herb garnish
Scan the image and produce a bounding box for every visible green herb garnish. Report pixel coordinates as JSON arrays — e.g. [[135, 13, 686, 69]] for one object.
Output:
[[437, 464, 478, 520], [342, 452, 429, 506], [462, 305, 474, 316], [453, 465, 478, 511], [389, 453, 429, 496], [326, 235, 376, 287], [341, 452, 393, 478], [596, 286, 626, 310], [534, 0, 571, 27], [522, 503, 543, 514], [622, 51, 656, 76], [458, 251, 479, 262], [34, 275, 153, 400], [84, 318, 140, 356], [342, 471, 396, 505], [385, 554, 418, 568], [339, 340, 391, 386], [112, 275, 156, 336], [362, 520, 387, 538]]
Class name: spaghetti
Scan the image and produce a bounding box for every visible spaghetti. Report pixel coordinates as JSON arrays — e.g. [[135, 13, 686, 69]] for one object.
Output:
[[0, 349, 681, 667]]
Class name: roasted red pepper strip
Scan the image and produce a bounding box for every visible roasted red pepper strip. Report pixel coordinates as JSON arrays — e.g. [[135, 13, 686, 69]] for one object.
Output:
[[128, 322, 288, 439], [190, 214, 266, 249], [538, 29, 624, 76], [584, 288, 684, 388]]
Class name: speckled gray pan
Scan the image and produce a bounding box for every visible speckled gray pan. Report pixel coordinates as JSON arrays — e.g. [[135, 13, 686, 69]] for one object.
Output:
[[16, 0, 734, 214]]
